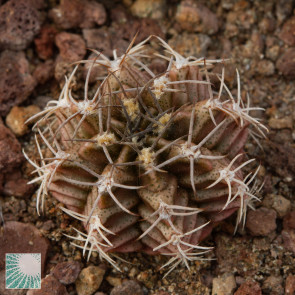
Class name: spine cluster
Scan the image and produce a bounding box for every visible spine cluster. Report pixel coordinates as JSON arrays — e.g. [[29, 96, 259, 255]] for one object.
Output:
[[25, 36, 266, 276]]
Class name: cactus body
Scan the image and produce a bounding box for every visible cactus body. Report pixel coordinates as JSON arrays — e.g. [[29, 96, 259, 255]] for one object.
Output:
[[26, 36, 266, 275]]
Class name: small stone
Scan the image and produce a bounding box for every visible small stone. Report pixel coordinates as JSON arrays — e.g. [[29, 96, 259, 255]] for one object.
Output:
[[215, 234, 259, 275], [130, 0, 166, 19], [262, 194, 291, 218], [262, 275, 284, 295], [282, 210, 295, 253], [272, 196, 291, 218], [269, 117, 293, 130], [34, 26, 57, 60], [0, 50, 37, 116], [75, 265, 105, 295], [246, 207, 277, 236], [82, 1, 107, 28], [106, 276, 122, 287], [0, 0, 43, 50], [256, 60, 275, 76], [279, 16, 295, 46], [54, 60, 76, 85], [276, 48, 295, 79], [33, 60, 55, 85], [276, 0, 293, 25], [49, 0, 106, 29], [168, 33, 211, 58], [283, 211, 295, 230], [234, 280, 262, 295], [27, 275, 69, 295], [212, 273, 236, 295], [281, 229, 295, 254], [52, 261, 82, 285], [259, 17, 276, 34], [55, 32, 86, 63], [3, 169, 34, 197], [0, 221, 49, 273], [82, 28, 113, 57], [175, 0, 219, 35], [285, 274, 295, 294], [6, 105, 41, 136], [0, 120, 23, 174], [110, 280, 144, 295]]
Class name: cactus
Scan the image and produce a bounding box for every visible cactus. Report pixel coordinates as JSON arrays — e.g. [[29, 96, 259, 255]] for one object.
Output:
[[25, 35, 266, 276]]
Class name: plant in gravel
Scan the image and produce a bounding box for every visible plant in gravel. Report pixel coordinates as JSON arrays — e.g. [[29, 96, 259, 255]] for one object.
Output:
[[25, 35, 266, 276]]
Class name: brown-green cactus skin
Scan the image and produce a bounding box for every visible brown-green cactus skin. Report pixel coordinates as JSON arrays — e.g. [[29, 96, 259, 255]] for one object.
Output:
[[25, 36, 266, 275]]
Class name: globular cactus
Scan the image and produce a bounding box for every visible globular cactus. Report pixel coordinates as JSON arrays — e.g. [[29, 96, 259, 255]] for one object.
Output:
[[25, 35, 266, 276]]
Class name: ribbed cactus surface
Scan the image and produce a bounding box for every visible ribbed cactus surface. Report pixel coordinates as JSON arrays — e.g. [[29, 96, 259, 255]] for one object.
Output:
[[25, 36, 266, 275]]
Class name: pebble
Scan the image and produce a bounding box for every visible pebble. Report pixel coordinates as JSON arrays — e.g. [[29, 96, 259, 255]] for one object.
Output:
[[262, 194, 291, 218], [130, 0, 166, 19], [168, 33, 211, 58], [55, 32, 86, 63], [276, 0, 293, 25], [0, 120, 23, 174], [33, 60, 55, 85], [281, 229, 295, 254], [3, 170, 34, 198], [52, 261, 82, 285], [259, 17, 276, 34], [283, 211, 295, 230], [6, 105, 41, 136], [279, 16, 295, 46], [34, 26, 57, 60], [75, 265, 105, 295], [276, 48, 295, 79], [106, 276, 122, 287], [265, 36, 280, 61], [110, 280, 144, 295], [0, 50, 37, 116], [285, 274, 295, 294], [256, 60, 275, 76], [27, 275, 69, 295], [82, 28, 113, 57], [49, 0, 106, 29], [269, 117, 293, 130], [212, 273, 236, 295], [246, 207, 277, 236], [175, 0, 219, 35], [234, 280, 262, 295], [215, 234, 259, 275], [0, 0, 43, 50], [281, 211, 295, 255], [262, 275, 284, 295], [0, 221, 49, 272]]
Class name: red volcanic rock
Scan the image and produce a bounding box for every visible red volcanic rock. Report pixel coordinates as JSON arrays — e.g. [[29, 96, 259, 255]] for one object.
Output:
[[0, 0, 44, 50], [0, 120, 23, 174], [52, 261, 82, 285], [246, 207, 277, 236], [55, 32, 86, 63], [34, 26, 57, 60], [49, 0, 106, 29], [234, 280, 262, 295], [276, 48, 295, 79], [27, 275, 69, 295], [0, 50, 37, 116], [0, 222, 50, 274], [279, 16, 295, 46]]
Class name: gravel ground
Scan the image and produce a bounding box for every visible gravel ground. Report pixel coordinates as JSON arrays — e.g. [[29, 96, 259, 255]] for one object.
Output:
[[0, 0, 295, 294]]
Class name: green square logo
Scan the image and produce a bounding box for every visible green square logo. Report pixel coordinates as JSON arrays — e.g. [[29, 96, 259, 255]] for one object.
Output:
[[5, 253, 41, 289]]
